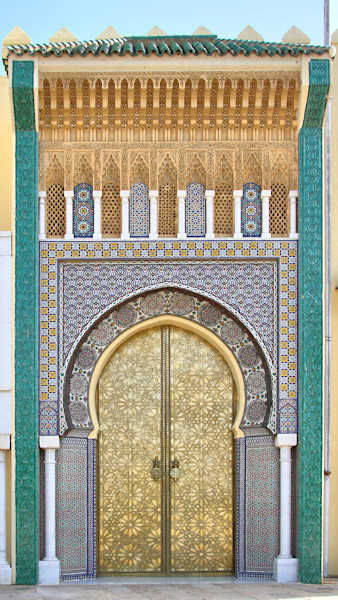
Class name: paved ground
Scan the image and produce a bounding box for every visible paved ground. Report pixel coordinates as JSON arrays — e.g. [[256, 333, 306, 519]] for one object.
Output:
[[1, 579, 338, 600]]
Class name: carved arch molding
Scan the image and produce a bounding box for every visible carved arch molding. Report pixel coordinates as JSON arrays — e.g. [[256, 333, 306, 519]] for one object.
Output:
[[62, 288, 274, 435]]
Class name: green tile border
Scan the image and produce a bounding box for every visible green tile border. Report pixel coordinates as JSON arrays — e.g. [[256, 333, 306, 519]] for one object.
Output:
[[298, 58, 330, 583], [12, 61, 39, 584]]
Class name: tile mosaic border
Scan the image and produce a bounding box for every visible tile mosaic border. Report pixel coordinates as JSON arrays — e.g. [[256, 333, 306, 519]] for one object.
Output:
[[39, 238, 298, 438], [236, 438, 246, 576]]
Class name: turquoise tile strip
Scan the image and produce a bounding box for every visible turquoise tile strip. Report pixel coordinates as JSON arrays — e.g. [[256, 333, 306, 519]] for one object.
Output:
[[298, 59, 330, 583], [13, 61, 39, 584]]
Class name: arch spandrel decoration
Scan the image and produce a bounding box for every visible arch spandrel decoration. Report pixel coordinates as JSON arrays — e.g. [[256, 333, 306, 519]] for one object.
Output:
[[59, 261, 277, 367], [62, 290, 274, 439]]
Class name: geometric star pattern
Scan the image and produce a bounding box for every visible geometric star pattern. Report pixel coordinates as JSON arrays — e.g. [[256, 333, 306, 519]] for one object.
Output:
[[39, 238, 298, 436], [98, 325, 234, 574]]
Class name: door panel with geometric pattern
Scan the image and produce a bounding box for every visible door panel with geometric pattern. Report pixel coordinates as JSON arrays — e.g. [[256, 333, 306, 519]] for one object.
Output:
[[98, 325, 234, 575]]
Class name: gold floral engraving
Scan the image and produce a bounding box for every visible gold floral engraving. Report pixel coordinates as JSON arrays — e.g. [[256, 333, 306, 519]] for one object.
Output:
[[98, 328, 162, 574], [169, 327, 233, 573], [98, 325, 234, 575]]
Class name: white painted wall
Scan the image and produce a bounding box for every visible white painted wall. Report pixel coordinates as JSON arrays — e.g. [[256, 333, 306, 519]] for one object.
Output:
[[0, 231, 12, 584], [0, 232, 12, 437]]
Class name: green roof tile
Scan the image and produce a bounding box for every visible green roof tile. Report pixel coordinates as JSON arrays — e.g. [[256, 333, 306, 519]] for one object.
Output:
[[169, 41, 183, 54], [157, 41, 170, 54], [3, 35, 330, 68]]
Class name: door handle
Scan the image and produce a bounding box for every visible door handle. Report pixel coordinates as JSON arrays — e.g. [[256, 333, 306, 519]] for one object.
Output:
[[151, 456, 162, 480], [170, 457, 181, 481]]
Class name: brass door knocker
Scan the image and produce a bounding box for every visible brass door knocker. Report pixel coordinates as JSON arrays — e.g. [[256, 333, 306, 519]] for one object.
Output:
[[170, 457, 181, 481], [151, 456, 162, 480]]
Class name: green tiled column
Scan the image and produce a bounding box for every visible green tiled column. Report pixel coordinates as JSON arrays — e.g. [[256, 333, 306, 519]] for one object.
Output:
[[298, 59, 330, 583], [12, 61, 39, 584]]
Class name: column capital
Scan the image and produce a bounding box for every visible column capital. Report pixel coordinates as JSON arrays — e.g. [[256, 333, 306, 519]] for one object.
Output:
[[177, 190, 186, 200], [275, 433, 297, 448], [120, 190, 130, 199], [289, 190, 298, 201], [64, 190, 74, 199], [149, 190, 159, 199], [38, 191, 46, 201], [0, 435, 10, 451], [233, 190, 242, 201], [39, 436, 60, 450], [93, 190, 102, 199], [261, 189, 272, 199], [205, 190, 215, 199]]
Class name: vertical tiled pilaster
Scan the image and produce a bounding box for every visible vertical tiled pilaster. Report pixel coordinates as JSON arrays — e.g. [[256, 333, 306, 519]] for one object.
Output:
[[298, 59, 330, 583], [12, 60, 39, 584]]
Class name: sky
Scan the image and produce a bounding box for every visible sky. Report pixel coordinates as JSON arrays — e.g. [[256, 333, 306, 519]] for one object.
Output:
[[1, 0, 337, 75]]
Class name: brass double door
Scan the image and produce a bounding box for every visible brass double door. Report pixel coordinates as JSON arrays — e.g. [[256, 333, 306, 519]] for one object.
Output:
[[98, 325, 234, 575]]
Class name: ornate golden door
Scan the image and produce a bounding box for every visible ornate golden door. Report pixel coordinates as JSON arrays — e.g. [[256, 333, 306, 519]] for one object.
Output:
[[98, 325, 234, 576]]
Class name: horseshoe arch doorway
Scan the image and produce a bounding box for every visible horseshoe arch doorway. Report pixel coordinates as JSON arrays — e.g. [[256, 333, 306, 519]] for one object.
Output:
[[96, 322, 237, 576]]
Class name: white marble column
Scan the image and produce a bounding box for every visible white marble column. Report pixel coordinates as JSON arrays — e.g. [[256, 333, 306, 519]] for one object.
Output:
[[233, 190, 243, 238], [289, 191, 299, 239], [64, 191, 74, 240], [120, 191, 130, 240], [261, 190, 271, 238], [149, 191, 159, 239], [38, 191, 46, 240], [39, 436, 60, 585], [177, 190, 187, 239], [205, 190, 215, 239], [0, 436, 11, 584], [274, 433, 298, 582], [93, 191, 102, 240]]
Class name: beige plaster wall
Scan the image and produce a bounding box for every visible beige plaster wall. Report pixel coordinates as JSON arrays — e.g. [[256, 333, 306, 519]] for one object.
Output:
[[329, 42, 338, 576], [0, 76, 12, 232]]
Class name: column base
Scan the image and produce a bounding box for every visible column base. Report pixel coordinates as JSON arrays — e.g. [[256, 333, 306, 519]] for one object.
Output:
[[39, 234, 46, 241], [39, 559, 60, 585], [261, 233, 271, 239], [149, 233, 159, 240], [274, 557, 298, 582], [64, 234, 74, 240], [205, 233, 215, 240], [120, 233, 130, 240], [177, 233, 187, 239], [0, 563, 11, 585], [233, 233, 243, 239], [93, 233, 102, 240], [289, 233, 299, 239]]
